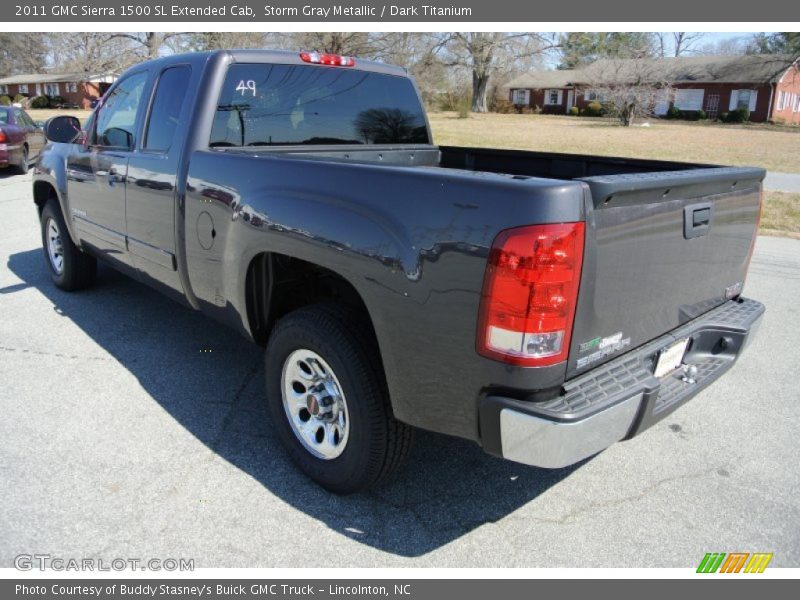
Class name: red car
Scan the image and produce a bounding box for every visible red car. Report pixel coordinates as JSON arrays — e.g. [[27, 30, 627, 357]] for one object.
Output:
[[0, 106, 45, 174]]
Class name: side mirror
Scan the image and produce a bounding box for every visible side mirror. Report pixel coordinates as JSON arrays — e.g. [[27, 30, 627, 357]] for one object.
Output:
[[43, 115, 82, 144]]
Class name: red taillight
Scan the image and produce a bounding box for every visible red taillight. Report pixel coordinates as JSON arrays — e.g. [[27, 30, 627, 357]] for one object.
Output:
[[300, 51, 355, 67], [0, 130, 7, 143], [477, 222, 585, 367]]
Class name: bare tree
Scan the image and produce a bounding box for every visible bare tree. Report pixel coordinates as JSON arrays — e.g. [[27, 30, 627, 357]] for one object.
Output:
[[657, 32, 705, 57], [0, 33, 47, 76], [169, 32, 267, 52], [584, 59, 670, 126], [47, 33, 138, 74], [434, 33, 555, 112], [270, 32, 379, 58], [695, 36, 750, 56]]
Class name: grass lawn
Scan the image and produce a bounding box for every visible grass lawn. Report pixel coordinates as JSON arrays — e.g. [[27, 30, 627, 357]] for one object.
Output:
[[762, 192, 800, 238], [27, 108, 93, 124], [429, 112, 800, 174], [26, 109, 799, 236]]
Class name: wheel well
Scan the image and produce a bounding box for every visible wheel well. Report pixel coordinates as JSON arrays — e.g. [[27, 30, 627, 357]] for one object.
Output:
[[245, 253, 378, 348], [33, 181, 57, 217]]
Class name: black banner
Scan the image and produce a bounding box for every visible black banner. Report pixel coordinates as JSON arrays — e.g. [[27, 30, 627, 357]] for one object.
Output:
[[3, 579, 798, 600], [2, 0, 792, 22]]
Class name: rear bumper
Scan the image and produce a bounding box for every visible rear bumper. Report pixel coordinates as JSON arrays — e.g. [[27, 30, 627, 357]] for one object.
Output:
[[479, 297, 764, 468], [0, 144, 21, 167]]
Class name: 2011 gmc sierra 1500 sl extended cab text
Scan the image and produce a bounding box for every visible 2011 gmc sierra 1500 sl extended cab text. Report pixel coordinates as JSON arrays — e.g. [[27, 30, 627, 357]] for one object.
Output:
[[33, 50, 765, 493]]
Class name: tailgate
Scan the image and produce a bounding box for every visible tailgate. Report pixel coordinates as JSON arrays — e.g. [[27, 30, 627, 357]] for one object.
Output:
[[567, 166, 764, 379]]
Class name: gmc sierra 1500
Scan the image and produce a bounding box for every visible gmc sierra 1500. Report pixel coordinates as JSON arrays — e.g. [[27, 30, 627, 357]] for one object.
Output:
[[34, 50, 764, 493]]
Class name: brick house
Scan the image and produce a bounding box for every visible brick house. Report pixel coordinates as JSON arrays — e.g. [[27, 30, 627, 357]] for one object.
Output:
[[0, 72, 116, 109], [506, 54, 800, 123]]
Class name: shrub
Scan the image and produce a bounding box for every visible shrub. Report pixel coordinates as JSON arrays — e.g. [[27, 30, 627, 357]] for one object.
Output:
[[437, 91, 471, 113], [697, 109, 707, 120], [582, 101, 604, 117], [0, 95, 11, 106], [13, 94, 26, 104], [723, 108, 750, 123], [29, 95, 50, 109], [568, 106, 580, 116], [665, 105, 682, 119], [492, 98, 515, 114], [48, 95, 67, 108], [541, 104, 564, 115]]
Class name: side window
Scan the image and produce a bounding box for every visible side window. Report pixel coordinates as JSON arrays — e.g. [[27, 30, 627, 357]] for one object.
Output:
[[17, 110, 35, 128], [144, 66, 191, 152], [93, 72, 148, 149]]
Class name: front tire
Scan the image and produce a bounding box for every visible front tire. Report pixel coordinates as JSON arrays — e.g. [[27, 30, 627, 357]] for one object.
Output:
[[41, 199, 97, 291], [265, 304, 413, 494]]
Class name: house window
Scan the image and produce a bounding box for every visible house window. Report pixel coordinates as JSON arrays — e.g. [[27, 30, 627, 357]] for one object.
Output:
[[18, 84, 28, 94], [66, 82, 78, 93], [0, 84, 7, 95], [793, 94, 800, 113], [585, 89, 605, 102], [737, 90, 752, 111], [512, 89, 528, 105], [674, 89, 705, 111], [44, 83, 60, 96], [545, 89, 562, 105]]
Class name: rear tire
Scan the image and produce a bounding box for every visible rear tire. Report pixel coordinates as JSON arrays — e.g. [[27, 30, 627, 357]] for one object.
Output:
[[16, 146, 28, 175], [265, 304, 413, 494], [41, 199, 97, 291]]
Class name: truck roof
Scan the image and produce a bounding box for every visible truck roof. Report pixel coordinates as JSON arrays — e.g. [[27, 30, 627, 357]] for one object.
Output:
[[132, 49, 409, 78]]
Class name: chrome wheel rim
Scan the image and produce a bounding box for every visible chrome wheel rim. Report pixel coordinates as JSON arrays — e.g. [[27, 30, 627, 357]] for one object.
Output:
[[281, 349, 350, 460], [46, 218, 64, 275]]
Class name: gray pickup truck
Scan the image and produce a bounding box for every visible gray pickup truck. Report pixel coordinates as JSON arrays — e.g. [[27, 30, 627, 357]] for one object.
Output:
[[34, 50, 764, 493]]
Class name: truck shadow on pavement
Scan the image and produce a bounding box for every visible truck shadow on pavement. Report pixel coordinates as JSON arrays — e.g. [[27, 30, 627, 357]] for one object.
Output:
[[6, 248, 584, 558]]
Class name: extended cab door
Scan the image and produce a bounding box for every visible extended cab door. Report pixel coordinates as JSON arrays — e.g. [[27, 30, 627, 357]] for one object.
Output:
[[125, 64, 192, 293], [67, 71, 148, 259]]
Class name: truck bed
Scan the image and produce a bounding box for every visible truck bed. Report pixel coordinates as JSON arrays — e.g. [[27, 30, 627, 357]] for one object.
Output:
[[219, 143, 764, 379]]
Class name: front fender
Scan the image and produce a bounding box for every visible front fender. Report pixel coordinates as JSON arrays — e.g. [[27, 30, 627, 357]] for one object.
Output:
[[33, 144, 81, 246]]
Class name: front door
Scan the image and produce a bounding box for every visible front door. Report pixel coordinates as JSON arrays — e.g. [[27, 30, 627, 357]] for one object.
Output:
[[67, 71, 148, 259], [654, 90, 669, 116], [706, 94, 720, 120], [566, 90, 574, 113]]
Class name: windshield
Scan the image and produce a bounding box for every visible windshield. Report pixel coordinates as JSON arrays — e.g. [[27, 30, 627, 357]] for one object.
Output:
[[0, 109, 8, 125], [210, 64, 429, 147]]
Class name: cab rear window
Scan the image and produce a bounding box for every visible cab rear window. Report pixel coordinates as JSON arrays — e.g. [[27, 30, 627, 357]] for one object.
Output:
[[210, 63, 429, 147]]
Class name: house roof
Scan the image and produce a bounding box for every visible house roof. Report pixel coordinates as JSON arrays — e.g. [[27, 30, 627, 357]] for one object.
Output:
[[506, 54, 798, 90], [506, 69, 577, 90], [0, 72, 115, 85]]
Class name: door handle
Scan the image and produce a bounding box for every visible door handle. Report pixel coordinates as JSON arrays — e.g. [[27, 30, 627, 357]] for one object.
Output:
[[684, 202, 713, 239]]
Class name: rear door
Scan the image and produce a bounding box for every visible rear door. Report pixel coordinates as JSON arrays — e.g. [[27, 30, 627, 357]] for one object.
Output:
[[67, 70, 148, 257], [567, 168, 764, 378], [125, 64, 193, 292]]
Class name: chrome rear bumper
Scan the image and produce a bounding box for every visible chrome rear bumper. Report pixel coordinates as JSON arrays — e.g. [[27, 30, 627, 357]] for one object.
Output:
[[479, 297, 765, 468]]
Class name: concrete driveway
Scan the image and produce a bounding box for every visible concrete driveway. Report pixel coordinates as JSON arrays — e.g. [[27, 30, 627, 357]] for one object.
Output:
[[764, 172, 800, 193], [1, 170, 798, 568]]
